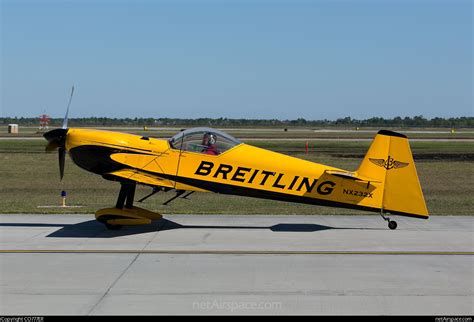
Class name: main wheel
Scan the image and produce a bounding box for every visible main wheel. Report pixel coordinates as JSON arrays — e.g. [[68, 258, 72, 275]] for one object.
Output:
[[388, 220, 397, 230], [105, 223, 123, 230]]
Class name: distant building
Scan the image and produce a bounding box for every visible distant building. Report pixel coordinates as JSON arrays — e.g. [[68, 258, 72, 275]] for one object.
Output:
[[8, 124, 19, 134]]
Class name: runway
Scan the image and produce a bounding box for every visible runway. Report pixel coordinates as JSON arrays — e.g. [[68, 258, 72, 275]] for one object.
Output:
[[0, 214, 472, 315]]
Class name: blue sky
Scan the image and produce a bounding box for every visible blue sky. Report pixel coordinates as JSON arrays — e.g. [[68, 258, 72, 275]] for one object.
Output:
[[1, 0, 472, 120]]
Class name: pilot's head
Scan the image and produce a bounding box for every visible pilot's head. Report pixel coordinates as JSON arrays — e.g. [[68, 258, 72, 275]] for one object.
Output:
[[202, 132, 216, 146]]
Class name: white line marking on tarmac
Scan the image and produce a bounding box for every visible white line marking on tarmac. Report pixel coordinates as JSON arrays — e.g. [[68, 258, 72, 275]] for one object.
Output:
[[0, 250, 472, 255]]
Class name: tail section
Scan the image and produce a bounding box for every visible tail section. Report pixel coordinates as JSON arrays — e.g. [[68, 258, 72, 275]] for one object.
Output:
[[357, 130, 428, 219]]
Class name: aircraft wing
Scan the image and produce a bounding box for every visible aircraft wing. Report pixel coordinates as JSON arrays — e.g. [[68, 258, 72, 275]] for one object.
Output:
[[107, 152, 206, 192], [106, 168, 207, 192], [106, 169, 175, 188]]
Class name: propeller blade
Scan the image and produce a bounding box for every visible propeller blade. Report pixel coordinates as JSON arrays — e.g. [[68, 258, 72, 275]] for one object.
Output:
[[62, 85, 74, 129], [59, 147, 66, 181]]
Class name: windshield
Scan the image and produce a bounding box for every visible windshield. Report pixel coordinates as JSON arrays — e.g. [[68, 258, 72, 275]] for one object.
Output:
[[169, 127, 241, 155]]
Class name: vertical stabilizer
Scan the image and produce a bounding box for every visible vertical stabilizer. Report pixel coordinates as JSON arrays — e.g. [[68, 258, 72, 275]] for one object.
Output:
[[357, 130, 428, 219]]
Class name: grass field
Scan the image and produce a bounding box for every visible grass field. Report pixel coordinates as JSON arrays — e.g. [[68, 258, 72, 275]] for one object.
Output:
[[0, 129, 472, 216], [2, 126, 474, 139]]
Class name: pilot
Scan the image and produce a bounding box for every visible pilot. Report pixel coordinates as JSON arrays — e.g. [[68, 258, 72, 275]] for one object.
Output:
[[202, 132, 219, 155]]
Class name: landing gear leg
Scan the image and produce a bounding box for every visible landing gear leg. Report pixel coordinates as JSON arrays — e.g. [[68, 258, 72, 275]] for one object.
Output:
[[104, 181, 137, 230], [380, 210, 397, 230], [97, 181, 161, 229], [116, 181, 136, 209]]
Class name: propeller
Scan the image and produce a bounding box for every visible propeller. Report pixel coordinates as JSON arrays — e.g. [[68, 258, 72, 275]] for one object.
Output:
[[43, 86, 74, 181], [44, 128, 68, 180]]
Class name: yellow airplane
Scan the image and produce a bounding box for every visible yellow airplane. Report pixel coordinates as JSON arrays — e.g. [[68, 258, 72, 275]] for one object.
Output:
[[44, 90, 428, 230]]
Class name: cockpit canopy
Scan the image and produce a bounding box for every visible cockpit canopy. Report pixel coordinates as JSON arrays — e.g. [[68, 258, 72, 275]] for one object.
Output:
[[169, 127, 241, 155]]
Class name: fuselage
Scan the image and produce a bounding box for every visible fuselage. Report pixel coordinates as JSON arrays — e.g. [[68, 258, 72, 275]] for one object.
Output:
[[64, 127, 386, 213]]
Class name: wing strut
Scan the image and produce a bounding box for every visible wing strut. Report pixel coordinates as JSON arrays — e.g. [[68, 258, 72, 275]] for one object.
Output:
[[163, 190, 186, 205], [138, 187, 163, 203]]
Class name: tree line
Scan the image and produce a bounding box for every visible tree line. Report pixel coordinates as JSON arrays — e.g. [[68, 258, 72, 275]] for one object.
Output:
[[1, 116, 472, 128]]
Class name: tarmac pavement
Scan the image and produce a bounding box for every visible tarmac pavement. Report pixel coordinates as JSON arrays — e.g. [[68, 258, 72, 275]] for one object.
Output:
[[0, 214, 472, 315]]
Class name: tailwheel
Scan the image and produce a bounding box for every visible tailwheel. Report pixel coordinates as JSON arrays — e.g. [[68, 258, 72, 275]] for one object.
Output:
[[388, 220, 397, 230], [105, 222, 123, 230], [381, 210, 397, 230]]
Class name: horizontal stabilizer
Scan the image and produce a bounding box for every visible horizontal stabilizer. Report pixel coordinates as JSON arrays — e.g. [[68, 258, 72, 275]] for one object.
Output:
[[325, 170, 381, 183]]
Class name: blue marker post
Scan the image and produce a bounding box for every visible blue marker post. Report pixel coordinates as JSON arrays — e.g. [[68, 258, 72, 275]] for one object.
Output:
[[61, 190, 67, 207]]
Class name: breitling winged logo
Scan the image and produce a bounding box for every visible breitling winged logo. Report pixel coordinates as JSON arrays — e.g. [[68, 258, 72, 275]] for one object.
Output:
[[369, 156, 409, 170]]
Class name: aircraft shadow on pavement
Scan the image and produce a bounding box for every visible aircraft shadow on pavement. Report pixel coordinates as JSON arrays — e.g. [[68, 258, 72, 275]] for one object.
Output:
[[0, 218, 381, 238]]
